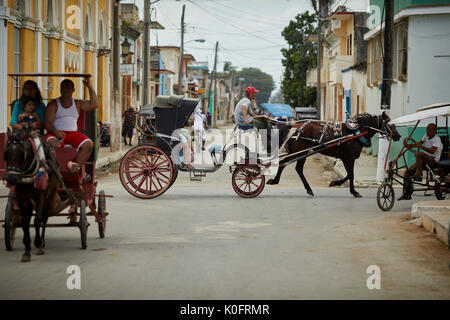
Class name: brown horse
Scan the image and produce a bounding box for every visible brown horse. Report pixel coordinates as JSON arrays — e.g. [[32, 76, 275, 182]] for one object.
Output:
[[4, 129, 62, 262], [267, 112, 401, 197]]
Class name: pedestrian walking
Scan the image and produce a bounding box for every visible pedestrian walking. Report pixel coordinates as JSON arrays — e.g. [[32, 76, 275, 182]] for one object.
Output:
[[192, 108, 208, 152], [122, 105, 137, 146]]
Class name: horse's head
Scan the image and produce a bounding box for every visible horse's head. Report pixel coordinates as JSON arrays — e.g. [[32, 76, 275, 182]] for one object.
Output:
[[380, 111, 401, 141], [4, 129, 35, 186], [354, 112, 400, 141]]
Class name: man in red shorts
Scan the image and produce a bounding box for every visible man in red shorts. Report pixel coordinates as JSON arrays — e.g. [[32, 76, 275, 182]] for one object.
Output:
[[45, 78, 99, 173]]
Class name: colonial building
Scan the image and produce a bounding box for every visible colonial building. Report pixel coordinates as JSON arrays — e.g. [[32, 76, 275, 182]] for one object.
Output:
[[0, 0, 112, 132], [186, 61, 209, 112], [309, 0, 370, 122], [155, 46, 181, 96]]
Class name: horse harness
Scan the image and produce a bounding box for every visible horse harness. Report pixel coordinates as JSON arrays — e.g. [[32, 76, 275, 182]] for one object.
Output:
[[291, 118, 371, 148]]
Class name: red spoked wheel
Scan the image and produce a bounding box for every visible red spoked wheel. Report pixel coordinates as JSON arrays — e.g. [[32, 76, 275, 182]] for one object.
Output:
[[232, 165, 265, 198], [119, 145, 174, 199]]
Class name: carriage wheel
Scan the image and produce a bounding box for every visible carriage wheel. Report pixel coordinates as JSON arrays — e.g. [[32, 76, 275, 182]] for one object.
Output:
[[119, 145, 174, 199], [232, 165, 265, 198], [377, 182, 395, 211], [79, 200, 87, 249], [169, 163, 178, 188], [4, 196, 16, 251], [97, 191, 107, 239]]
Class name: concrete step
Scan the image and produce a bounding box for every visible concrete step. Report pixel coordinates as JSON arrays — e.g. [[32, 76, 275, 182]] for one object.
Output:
[[411, 200, 450, 247]]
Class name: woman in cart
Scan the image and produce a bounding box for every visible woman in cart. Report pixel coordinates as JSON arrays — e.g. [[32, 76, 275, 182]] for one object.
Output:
[[10, 80, 46, 132]]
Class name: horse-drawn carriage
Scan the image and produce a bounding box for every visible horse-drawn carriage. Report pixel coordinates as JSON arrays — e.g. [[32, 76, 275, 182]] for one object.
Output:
[[119, 95, 399, 199], [377, 102, 450, 211], [2, 73, 110, 261], [119, 95, 268, 199]]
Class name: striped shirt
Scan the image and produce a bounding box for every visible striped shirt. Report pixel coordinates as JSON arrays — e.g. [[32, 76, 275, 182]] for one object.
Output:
[[123, 109, 136, 127]]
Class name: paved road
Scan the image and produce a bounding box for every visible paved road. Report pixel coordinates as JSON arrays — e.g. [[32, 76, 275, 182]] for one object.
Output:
[[1, 156, 449, 299]]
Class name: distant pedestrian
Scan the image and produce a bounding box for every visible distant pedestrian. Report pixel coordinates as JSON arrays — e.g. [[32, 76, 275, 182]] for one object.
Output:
[[122, 105, 137, 146], [206, 111, 212, 126], [192, 108, 208, 151]]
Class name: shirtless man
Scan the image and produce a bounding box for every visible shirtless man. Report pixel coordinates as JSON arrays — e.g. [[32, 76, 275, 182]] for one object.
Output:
[[44, 78, 99, 172]]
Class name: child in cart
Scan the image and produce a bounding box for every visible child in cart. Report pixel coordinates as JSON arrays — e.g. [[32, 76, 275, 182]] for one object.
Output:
[[12, 97, 43, 132], [11, 96, 48, 187]]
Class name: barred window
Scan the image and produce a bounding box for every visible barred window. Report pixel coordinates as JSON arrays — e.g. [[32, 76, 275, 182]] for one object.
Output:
[[398, 19, 408, 80]]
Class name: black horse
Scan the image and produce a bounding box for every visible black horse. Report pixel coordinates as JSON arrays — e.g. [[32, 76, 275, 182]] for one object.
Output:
[[267, 112, 401, 197], [4, 129, 62, 262]]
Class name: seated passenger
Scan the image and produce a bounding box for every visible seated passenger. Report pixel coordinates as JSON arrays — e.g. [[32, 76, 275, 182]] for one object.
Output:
[[13, 96, 47, 164], [13, 97, 43, 132], [178, 129, 194, 170], [398, 123, 443, 200], [44, 78, 99, 173], [10, 80, 46, 133]]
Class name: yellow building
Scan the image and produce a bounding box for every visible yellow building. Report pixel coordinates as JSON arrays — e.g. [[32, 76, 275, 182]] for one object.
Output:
[[0, 0, 112, 133]]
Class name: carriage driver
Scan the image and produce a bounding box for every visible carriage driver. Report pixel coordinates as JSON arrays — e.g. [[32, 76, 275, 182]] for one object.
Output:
[[234, 86, 272, 151], [398, 123, 443, 201], [44, 78, 99, 173]]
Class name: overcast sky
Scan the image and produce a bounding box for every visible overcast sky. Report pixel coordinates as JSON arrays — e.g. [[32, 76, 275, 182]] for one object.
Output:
[[121, 0, 314, 94]]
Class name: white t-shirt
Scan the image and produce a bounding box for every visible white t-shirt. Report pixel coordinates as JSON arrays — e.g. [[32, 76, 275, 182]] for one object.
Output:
[[421, 134, 443, 162], [193, 113, 206, 131]]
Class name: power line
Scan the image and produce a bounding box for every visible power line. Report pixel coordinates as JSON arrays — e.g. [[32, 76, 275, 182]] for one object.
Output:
[[186, 0, 282, 46], [207, 0, 289, 27]]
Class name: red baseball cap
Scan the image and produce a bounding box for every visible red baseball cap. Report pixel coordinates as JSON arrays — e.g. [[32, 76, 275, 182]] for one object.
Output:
[[245, 86, 260, 94]]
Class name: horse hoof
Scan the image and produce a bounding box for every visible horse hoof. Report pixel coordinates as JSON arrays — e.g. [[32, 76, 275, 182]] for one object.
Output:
[[307, 190, 314, 196], [267, 179, 278, 185], [36, 248, 45, 255], [21, 254, 31, 263], [353, 193, 362, 198], [329, 181, 336, 187]]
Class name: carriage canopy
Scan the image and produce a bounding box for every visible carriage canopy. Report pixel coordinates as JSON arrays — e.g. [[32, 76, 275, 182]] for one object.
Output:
[[388, 103, 450, 126], [153, 96, 200, 136]]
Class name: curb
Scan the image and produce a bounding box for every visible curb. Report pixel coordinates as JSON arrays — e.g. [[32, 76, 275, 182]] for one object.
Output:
[[96, 150, 128, 170], [411, 200, 450, 219], [411, 200, 450, 247]]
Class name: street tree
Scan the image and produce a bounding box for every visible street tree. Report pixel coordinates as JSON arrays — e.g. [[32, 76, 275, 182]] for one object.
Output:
[[281, 11, 317, 108], [235, 67, 275, 106]]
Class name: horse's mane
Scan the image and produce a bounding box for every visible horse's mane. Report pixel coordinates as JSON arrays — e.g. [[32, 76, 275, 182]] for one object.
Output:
[[353, 113, 377, 127]]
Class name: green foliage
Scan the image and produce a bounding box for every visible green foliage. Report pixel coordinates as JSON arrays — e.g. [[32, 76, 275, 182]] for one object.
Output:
[[304, 86, 317, 108], [281, 11, 318, 109], [236, 67, 275, 105]]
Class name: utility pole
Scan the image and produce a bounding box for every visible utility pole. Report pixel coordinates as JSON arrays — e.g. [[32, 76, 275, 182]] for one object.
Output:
[[143, 0, 150, 106], [316, 0, 322, 120], [177, 4, 185, 95], [111, 0, 121, 152], [377, 0, 395, 183], [381, 0, 394, 110], [300, 30, 305, 108], [207, 41, 218, 126]]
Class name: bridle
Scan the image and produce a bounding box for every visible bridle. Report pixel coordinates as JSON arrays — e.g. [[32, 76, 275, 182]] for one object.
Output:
[[5, 135, 41, 184], [362, 115, 395, 138]]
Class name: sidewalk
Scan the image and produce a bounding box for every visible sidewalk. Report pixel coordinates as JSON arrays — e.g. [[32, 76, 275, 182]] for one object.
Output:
[[96, 144, 133, 169], [411, 200, 450, 247]]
